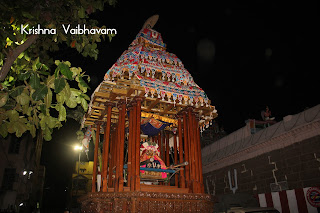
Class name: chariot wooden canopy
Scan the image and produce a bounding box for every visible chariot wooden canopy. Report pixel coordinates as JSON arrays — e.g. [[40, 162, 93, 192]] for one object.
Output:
[[79, 15, 216, 212]]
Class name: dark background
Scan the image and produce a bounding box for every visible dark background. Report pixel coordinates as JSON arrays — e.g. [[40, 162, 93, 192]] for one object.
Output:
[[41, 1, 318, 210]]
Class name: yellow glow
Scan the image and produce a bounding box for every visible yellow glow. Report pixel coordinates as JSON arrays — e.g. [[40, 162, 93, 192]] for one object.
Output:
[[74, 145, 83, 151]]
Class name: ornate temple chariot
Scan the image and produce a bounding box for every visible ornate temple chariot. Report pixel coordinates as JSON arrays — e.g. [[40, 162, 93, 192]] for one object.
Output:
[[79, 15, 217, 212]]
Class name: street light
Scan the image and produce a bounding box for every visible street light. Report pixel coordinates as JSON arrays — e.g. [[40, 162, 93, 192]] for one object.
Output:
[[74, 145, 83, 151], [74, 145, 83, 196], [74, 145, 83, 177]]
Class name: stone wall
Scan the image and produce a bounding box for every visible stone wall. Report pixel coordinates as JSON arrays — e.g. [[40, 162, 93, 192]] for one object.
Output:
[[203, 135, 320, 196]]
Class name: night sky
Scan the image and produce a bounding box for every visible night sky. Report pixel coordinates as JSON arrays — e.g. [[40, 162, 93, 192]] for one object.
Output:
[[41, 1, 318, 210]]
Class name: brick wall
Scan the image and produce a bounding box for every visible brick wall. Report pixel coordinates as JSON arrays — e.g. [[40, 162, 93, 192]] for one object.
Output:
[[203, 135, 320, 195]]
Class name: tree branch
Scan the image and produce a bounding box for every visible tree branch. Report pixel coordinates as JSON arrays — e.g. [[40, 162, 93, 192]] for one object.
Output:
[[0, 34, 39, 81]]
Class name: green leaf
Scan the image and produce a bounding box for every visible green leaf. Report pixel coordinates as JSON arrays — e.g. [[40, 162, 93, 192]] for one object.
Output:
[[41, 64, 49, 71], [29, 124, 36, 138], [39, 113, 58, 131], [54, 60, 61, 66], [70, 67, 80, 78], [58, 63, 73, 80], [39, 104, 47, 115], [56, 104, 66, 122], [65, 95, 77, 108], [46, 75, 55, 89], [9, 86, 24, 97], [6, 37, 13, 47], [16, 92, 30, 106], [54, 67, 59, 78], [54, 78, 66, 93], [44, 88, 52, 109], [70, 88, 82, 96], [22, 11, 34, 19], [78, 76, 90, 88], [2, 81, 10, 88], [29, 73, 40, 89], [32, 57, 40, 71], [108, 34, 116, 42], [78, 7, 85, 18], [2, 98, 16, 110], [80, 97, 88, 111], [56, 93, 65, 104], [7, 110, 19, 122], [39, 70, 50, 76], [75, 43, 82, 52], [31, 109, 39, 128], [0, 123, 8, 138], [62, 82, 71, 98], [78, 83, 87, 93], [32, 84, 48, 101], [14, 120, 28, 137], [64, 61, 71, 67], [22, 104, 30, 115], [18, 71, 31, 81], [39, 113, 47, 130], [46, 116, 58, 129], [18, 52, 24, 59], [7, 121, 15, 134], [27, 107, 32, 117], [43, 127, 52, 141], [8, 76, 14, 82], [81, 94, 90, 101], [24, 53, 31, 62], [0, 92, 8, 107]]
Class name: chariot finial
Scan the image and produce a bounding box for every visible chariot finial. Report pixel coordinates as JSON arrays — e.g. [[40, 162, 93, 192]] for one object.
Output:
[[142, 14, 159, 30]]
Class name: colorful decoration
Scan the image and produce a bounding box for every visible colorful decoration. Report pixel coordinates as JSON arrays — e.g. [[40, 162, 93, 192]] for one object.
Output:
[[141, 112, 178, 126], [83, 25, 218, 134], [141, 117, 171, 136], [140, 141, 167, 179], [81, 126, 92, 154], [103, 27, 210, 107]]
